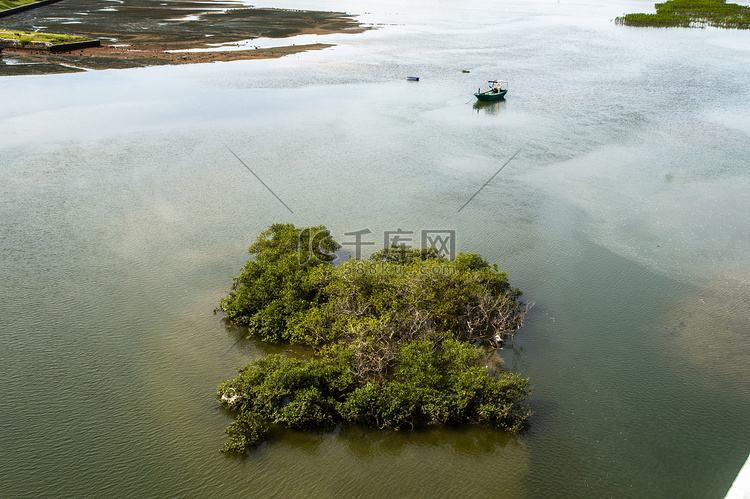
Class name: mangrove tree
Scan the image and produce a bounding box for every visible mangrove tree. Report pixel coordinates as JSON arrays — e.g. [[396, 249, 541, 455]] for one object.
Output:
[[216, 223, 532, 453]]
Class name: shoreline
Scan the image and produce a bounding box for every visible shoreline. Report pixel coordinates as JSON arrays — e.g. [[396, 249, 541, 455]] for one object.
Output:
[[0, 2, 371, 75], [1, 41, 338, 73]]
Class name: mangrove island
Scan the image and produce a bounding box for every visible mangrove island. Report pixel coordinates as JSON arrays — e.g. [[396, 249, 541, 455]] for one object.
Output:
[[216, 223, 532, 453]]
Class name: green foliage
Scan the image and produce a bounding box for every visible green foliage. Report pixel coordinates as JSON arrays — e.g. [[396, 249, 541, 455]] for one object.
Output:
[[217, 350, 357, 450], [0, 29, 93, 44], [219, 340, 530, 452], [370, 244, 443, 264], [221, 411, 269, 453], [218, 223, 340, 341], [217, 224, 532, 453], [289, 251, 522, 352], [615, 0, 750, 28], [0, 0, 37, 11], [339, 338, 526, 430]]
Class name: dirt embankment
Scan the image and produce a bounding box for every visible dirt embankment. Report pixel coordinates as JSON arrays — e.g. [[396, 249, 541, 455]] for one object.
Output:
[[0, 0, 371, 75]]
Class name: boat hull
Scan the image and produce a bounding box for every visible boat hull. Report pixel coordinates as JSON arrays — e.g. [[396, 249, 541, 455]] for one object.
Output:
[[474, 89, 507, 101]]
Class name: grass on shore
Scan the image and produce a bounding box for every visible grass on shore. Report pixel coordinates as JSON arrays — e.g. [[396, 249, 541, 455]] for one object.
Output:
[[616, 0, 750, 28], [0, 0, 38, 11], [0, 29, 93, 44]]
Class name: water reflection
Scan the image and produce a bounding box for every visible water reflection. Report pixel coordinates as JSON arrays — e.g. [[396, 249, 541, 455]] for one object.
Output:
[[233, 423, 530, 498], [218, 406, 528, 463], [223, 322, 315, 360], [473, 99, 506, 116], [339, 423, 521, 457]]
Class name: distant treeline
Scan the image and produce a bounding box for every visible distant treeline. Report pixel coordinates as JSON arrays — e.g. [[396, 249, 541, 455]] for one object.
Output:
[[616, 0, 750, 28]]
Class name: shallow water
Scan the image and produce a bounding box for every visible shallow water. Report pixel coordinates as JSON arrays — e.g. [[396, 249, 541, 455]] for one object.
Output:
[[2, 0, 750, 497]]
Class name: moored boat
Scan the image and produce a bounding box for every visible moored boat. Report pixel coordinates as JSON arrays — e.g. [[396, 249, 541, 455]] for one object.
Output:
[[474, 80, 507, 101]]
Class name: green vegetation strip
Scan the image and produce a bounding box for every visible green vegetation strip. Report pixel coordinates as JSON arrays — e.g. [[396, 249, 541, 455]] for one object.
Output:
[[616, 0, 750, 28], [0, 0, 36, 11], [0, 29, 93, 44], [216, 224, 532, 453]]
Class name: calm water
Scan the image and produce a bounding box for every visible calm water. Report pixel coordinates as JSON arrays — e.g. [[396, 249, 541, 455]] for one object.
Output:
[[2, 0, 750, 496]]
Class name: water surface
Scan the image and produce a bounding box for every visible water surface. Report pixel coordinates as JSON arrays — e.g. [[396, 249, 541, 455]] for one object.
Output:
[[1, 0, 750, 497]]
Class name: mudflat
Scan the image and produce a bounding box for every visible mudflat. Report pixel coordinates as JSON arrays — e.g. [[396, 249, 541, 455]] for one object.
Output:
[[0, 0, 370, 75]]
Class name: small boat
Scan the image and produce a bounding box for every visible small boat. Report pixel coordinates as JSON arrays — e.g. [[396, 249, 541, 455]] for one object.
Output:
[[474, 80, 507, 101], [407, 76, 420, 81], [316, 249, 337, 262]]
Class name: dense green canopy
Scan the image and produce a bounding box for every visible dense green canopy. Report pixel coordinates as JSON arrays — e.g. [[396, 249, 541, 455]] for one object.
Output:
[[217, 224, 532, 453]]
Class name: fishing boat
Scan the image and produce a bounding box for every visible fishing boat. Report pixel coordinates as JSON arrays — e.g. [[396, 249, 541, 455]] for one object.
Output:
[[474, 80, 507, 101]]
